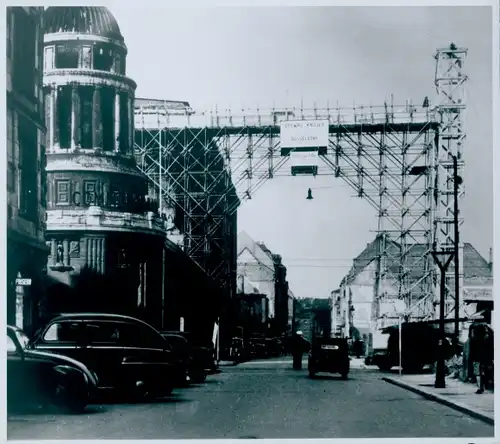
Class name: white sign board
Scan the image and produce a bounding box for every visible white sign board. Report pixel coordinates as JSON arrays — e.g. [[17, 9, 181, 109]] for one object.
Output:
[[280, 120, 329, 149], [15, 278, 32, 286], [290, 151, 319, 167]]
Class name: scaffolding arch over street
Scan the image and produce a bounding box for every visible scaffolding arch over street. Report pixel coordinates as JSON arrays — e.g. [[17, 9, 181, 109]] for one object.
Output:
[[134, 44, 468, 327]]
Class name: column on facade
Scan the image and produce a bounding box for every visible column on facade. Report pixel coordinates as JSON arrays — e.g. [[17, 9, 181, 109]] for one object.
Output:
[[63, 239, 70, 267], [92, 86, 103, 149], [114, 90, 120, 152], [71, 85, 80, 149], [53, 87, 60, 149], [49, 89, 55, 151], [50, 239, 57, 267], [86, 238, 106, 274], [128, 96, 133, 155]]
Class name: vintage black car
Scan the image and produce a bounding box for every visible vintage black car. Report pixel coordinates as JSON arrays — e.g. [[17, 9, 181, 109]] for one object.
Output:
[[7, 325, 98, 413], [308, 337, 350, 379], [161, 331, 216, 382], [29, 313, 180, 400]]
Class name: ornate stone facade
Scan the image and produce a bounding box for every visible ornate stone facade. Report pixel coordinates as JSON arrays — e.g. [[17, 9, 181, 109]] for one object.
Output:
[[42, 7, 171, 327]]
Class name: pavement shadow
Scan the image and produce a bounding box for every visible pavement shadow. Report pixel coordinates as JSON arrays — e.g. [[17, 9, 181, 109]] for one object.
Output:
[[306, 375, 352, 381], [8, 403, 104, 416]]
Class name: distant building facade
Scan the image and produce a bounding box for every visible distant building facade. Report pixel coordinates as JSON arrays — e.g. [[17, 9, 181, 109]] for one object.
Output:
[[333, 235, 494, 353], [237, 231, 293, 335], [6, 7, 47, 333]]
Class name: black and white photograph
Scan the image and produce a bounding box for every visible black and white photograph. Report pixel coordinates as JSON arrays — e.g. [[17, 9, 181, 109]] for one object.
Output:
[[5, 2, 496, 440]]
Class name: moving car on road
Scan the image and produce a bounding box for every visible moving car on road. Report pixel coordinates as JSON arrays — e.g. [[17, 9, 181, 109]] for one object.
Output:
[[29, 313, 179, 400], [7, 325, 98, 413], [308, 337, 350, 379]]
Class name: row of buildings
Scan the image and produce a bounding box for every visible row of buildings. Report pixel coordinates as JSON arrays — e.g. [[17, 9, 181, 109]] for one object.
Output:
[[330, 234, 494, 353], [6, 6, 235, 342]]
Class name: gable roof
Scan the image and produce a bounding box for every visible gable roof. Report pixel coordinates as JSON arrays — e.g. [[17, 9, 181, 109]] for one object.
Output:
[[237, 231, 274, 270], [343, 235, 492, 290]]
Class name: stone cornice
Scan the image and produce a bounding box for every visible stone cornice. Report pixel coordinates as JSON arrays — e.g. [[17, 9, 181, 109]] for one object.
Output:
[[46, 151, 144, 178], [47, 207, 169, 237], [44, 69, 136, 93], [44, 32, 127, 52]]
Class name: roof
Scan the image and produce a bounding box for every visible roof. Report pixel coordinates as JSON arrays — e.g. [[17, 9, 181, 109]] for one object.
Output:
[[44, 7, 124, 42], [343, 236, 492, 290], [49, 312, 151, 325], [237, 231, 275, 271]]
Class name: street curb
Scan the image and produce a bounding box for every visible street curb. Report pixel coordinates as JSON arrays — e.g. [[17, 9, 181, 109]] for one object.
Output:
[[382, 376, 494, 426]]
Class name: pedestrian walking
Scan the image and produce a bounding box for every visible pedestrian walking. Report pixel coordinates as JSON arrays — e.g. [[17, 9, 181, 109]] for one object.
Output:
[[292, 331, 306, 370]]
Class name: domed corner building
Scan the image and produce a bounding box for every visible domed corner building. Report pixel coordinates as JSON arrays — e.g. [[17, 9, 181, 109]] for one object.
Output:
[[41, 6, 169, 327], [41, 7, 225, 341]]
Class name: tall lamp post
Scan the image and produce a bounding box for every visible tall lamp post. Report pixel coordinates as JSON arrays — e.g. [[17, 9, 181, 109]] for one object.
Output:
[[431, 250, 456, 388]]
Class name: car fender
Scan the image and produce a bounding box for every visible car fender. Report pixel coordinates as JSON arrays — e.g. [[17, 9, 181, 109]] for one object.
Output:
[[52, 365, 91, 390]]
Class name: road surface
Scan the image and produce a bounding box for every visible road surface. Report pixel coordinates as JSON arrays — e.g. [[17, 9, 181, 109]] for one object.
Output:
[[7, 358, 493, 439]]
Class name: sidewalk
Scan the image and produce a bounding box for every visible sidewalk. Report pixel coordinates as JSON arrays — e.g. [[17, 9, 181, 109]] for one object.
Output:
[[383, 373, 494, 425]]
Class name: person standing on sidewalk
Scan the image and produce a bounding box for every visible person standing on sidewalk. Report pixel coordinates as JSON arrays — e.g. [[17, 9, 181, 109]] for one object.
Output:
[[469, 323, 488, 394]]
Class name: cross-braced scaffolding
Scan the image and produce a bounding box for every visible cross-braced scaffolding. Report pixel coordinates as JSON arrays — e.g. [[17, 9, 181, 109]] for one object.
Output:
[[133, 44, 467, 322]]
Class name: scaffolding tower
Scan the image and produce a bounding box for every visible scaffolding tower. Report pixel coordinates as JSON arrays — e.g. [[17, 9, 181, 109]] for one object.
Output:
[[133, 44, 467, 322]]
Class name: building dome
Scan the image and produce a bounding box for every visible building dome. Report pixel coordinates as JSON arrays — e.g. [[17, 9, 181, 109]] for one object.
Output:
[[44, 6, 123, 42]]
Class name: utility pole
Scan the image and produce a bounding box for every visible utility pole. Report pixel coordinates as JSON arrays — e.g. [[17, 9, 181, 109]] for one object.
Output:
[[452, 155, 463, 353], [432, 250, 455, 388]]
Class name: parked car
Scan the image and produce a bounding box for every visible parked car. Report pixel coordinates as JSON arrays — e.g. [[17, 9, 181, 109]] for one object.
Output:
[[159, 333, 192, 384], [161, 331, 216, 382], [7, 325, 98, 413], [308, 337, 350, 379], [29, 313, 180, 400], [375, 322, 453, 373]]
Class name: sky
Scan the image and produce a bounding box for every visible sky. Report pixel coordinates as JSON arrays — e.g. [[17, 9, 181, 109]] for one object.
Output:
[[111, 5, 494, 299]]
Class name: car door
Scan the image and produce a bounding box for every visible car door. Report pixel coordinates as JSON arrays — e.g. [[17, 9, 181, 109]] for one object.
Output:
[[119, 322, 173, 383], [79, 320, 126, 389], [33, 320, 87, 364], [7, 333, 27, 407]]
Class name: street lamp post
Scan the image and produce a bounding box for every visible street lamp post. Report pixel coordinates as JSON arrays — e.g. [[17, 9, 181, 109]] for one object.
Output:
[[431, 250, 456, 388]]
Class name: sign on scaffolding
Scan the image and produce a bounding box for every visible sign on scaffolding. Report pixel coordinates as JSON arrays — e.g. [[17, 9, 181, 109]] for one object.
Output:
[[280, 119, 329, 151], [280, 120, 328, 175], [290, 151, 319, 176]]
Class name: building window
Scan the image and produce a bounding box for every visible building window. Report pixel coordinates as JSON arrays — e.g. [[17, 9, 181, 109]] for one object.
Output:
[[18, 115, 38, 221], [80, 86, 93, 149], [7, 162, 16, 191], [57, 85, 71, 149], [6, 10, 13, 60], [56, 180, 70, 205], [44, 46, 54, 71], [55, 44, 79, 69], [81, 46, 92, 69], [114, 53, 121, 74], [39, 145, 46, 207], [84, 181, 97, 205], [93, 44, 114, 71], [101, 86, 115, 151], [119, 92, 129, 153], [12, 8, 36, 99]]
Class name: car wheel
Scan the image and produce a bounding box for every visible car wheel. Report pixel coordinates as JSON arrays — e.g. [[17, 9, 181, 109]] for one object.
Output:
[[341, 372, 349, 380], [53, 383, 87, 413], [190, 371, 207, 383]]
